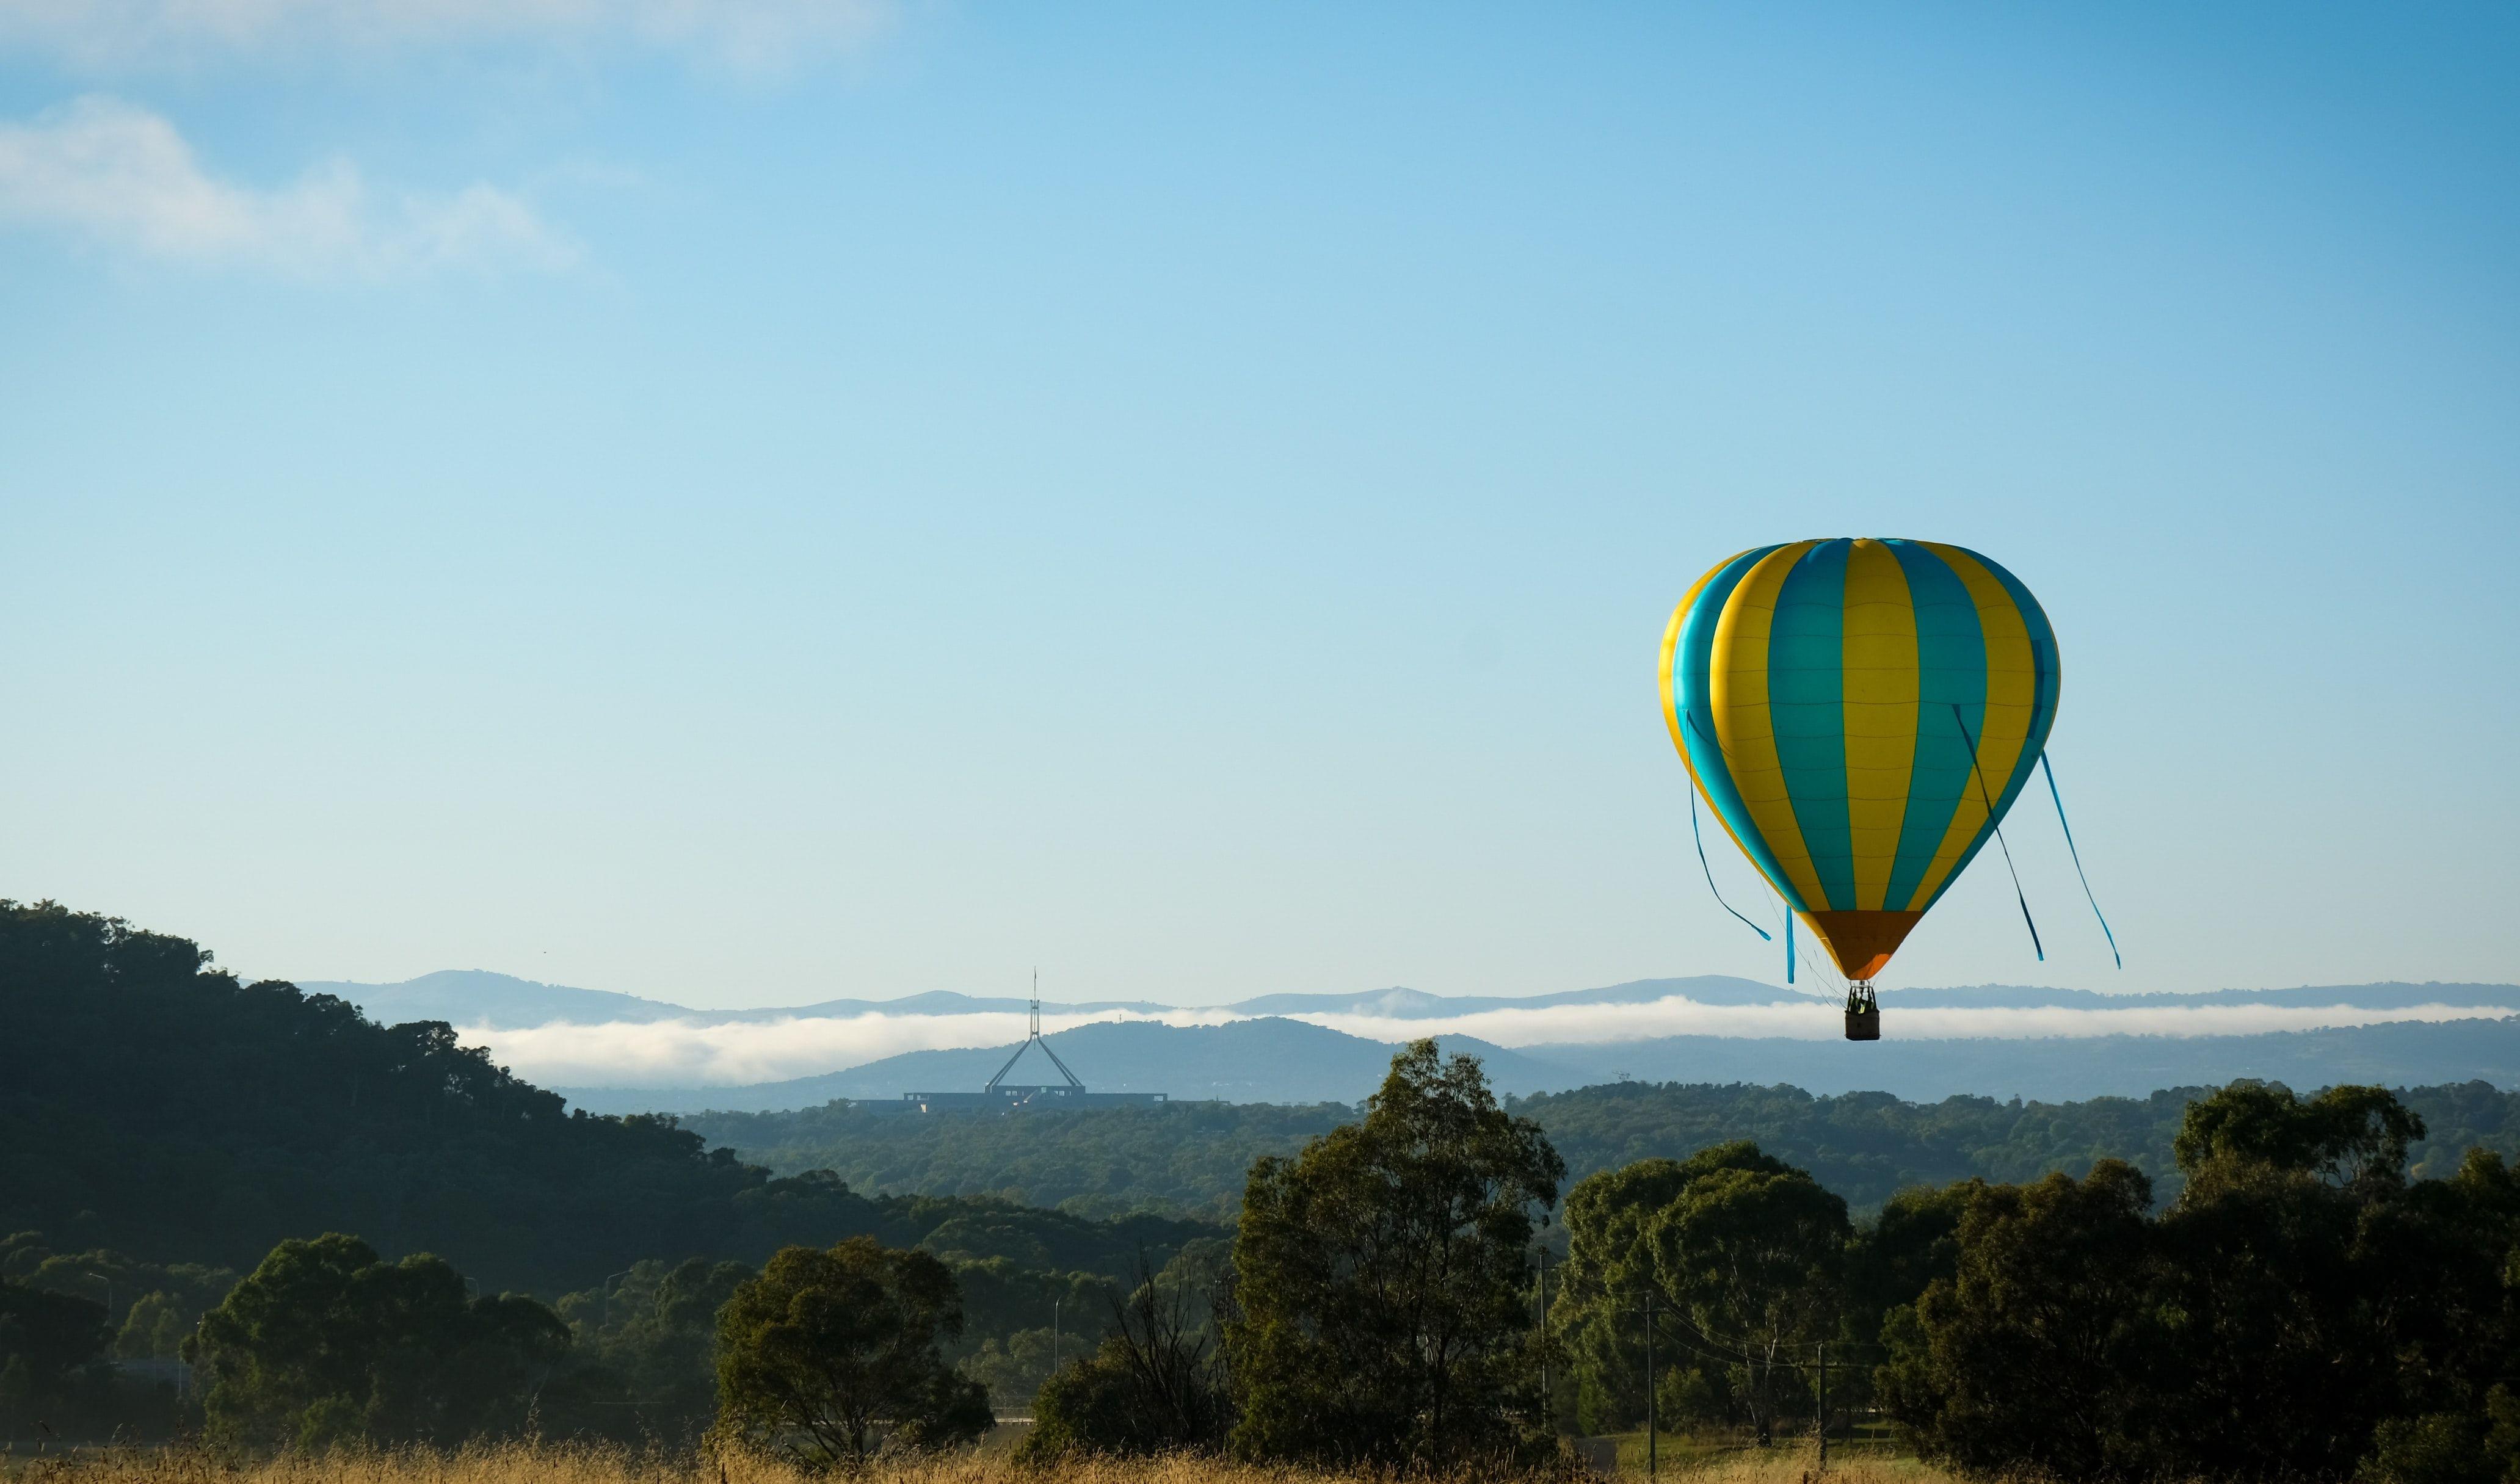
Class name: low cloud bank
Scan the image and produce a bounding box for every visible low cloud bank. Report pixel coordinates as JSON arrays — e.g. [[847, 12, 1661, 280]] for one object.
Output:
[[1294, 999, 2516, 1048], [468, 1007, 1238, 1088], [465, 997, 2520, 1090]]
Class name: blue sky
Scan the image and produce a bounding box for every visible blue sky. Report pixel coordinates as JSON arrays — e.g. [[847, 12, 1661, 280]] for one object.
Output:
[[1, 3, 2513, 1009]]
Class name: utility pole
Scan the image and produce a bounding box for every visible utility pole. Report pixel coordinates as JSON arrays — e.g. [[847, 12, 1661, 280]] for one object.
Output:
[[1815, 1340, 1828, 1471]]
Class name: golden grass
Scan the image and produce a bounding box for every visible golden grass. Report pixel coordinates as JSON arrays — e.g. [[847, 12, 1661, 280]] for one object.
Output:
[[0, 1440, 1962, 1484]]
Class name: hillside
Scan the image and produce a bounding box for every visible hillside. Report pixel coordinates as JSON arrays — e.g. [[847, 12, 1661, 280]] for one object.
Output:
[[0, 902, 1220, 1296], [554, 1012, 2520, 1113], [683, 1075, 2520, 1218], [554, 1018, 1576, 1113]]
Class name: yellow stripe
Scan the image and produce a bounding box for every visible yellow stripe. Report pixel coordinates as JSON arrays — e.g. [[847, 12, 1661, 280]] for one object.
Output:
[[1658, 550, 1749, 767], [1659, 596, 1690, 759], [1661, 549, 1771, 883], [1840, 538, 1917, 912], [1904, 543, 2036, 910], [1710, 541, 1829, 910]]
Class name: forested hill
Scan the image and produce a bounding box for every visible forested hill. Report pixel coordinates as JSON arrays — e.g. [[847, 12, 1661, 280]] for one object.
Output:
[[687, 1076, 2520, 1218], [0, 902, 1218, 1296]]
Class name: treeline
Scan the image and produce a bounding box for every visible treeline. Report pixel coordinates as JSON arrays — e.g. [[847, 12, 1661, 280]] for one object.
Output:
[[683, 1075, 2520, 1217], [683, 1102, 1355, 1221], [0, 899, 1221, 1441], [1554, 1079, 2520, 1481], [0, 900, 1221, 1297], [13, 1013, 2520, 1480]]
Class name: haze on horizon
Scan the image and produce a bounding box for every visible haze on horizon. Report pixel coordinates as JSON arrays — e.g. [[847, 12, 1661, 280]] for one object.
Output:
[[1, 4, 2513, 1010]]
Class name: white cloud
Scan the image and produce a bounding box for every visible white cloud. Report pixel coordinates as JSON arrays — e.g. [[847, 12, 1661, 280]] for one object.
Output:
[[465, 1007, 1241, 1088], [1287, 998, 2520, 1047], [0, 95, 575, 276], [454, 997, 2520, 1089], [0, 0, 894, 74]]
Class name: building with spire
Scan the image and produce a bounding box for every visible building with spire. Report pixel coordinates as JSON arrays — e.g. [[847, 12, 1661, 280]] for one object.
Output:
[[896, 976, 1171, 1113]]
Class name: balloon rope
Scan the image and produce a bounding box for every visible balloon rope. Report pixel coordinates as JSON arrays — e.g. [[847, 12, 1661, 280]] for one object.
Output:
[[2040, 751, 2121, 968], [1950, 704, 2044, 963], [1688, 787, 1772, 943]]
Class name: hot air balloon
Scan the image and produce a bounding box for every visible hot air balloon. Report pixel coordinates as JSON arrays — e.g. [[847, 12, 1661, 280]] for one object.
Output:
[[1659, 538, 2061, 1040]]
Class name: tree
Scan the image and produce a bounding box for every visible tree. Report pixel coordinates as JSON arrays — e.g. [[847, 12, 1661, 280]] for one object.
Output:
[[2150, 1089, 2510, 1482], [0, 1279, 110, 1435], [1875, 1161, 2167, 1481], [1875, 1085, 2520, 1483], [187, 1233, 568, 1451], [713, 1237, 992, 1466], [1555, 1143, 1845, 1444], [1556, 1142, 1791, 1432], [2174, 1080, 2426, 1195], [1020, 1251, 1233, 1460], [553, 1257, 755, 1444], [1226, 1040, 1565, 1467], [1647, 1160, 1848, 1444]]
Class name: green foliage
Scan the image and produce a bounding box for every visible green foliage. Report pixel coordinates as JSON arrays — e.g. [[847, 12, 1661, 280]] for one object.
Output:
[[1879, 1084, 2520, 1483], [0, 1276, 111, 1435], [1019, 1256, 1233, 1461], [2173, 1080, 2427, 1192], [1227, 1041, 1563, 1468], [2358, 1409, 2504, 1484], [1875, 1161, 2165, 1480], [943, 1259, 1116, 1409], [713, 1237, 993, 1466], [0, 901, 1226, 1298], [1556, 1143, 1847, 1444], [684, 1102, 1353, 1221], [1647, 1159, 1848, 1443], [1, 1232, 239, 1359], [187, 1232, 570, 1451], [551, 1257, 755, 1444], [1556, 1143, 1788, 1432], [699, 1076, 2520, 1226]]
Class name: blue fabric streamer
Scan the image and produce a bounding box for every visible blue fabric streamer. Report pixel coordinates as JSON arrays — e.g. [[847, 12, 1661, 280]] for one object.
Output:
[[1950, 704, 2044, 963], [1785, 909, 1795, 984], [1689, 788, 1772, 943], [2040, 751, 2121, 968]]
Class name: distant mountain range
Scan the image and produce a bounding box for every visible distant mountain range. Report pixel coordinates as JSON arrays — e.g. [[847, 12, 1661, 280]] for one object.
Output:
[[548, 1015, 2520, 1116], [293, 969, 1178, 1028], [296, 969, 2520, 1114], [301, 969, 2520, 1030]]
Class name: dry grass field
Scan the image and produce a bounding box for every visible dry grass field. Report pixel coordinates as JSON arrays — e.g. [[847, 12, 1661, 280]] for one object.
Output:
[[0, 1444, 1960, 1484]]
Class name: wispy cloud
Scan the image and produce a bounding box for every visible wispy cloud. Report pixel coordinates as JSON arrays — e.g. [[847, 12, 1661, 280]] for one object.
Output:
[[457, 997, 2520, 1089], [0, 0, 894, 75], [0, 95, 575, 276]]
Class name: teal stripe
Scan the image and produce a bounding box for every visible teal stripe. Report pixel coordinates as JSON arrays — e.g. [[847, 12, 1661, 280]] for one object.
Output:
[[1977, 549, 2063, 808], [1675, 546, 1808, 911], [1882, 541, 1984, 913], [1768, 540, 1854, 911], [1911, 546, 2062, 914]]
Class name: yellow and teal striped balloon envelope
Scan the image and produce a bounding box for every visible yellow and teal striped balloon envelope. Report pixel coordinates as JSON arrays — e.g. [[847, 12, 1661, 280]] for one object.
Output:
[[1658, 539, 2060, 982]]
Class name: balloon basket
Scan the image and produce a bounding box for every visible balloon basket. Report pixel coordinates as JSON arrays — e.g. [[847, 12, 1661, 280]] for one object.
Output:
[[1843, 982, 1880, 1042]]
